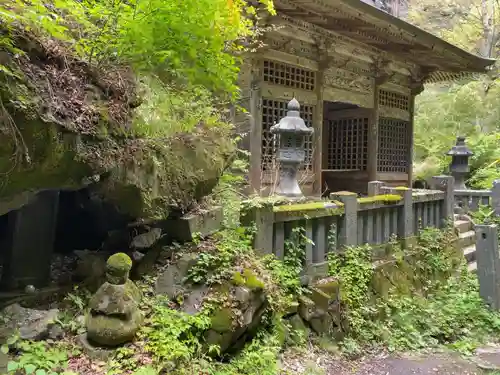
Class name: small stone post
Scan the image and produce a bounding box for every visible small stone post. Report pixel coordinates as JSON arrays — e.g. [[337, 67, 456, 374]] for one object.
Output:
[[330, 192, 358, 248], [367, 181, 385, 196], [250, 206, 274, 256], [430, 175, 454, 226], [491, 179, 500, 217], [475, 224, 500, 310], [270, 98, 314, 198], [446, 136, 473, 190]]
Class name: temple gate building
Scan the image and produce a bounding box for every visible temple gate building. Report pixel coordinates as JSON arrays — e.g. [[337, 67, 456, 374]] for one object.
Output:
[[237, 0, 495, 196]]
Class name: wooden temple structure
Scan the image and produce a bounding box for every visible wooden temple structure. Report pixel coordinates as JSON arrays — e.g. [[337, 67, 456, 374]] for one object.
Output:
[[237, 0, 495, 196]]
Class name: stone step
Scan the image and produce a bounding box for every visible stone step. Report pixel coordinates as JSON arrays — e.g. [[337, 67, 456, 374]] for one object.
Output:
[[463, 245, 476, 264], [458, 230, 476, 249], [455, 220, 473, 234]]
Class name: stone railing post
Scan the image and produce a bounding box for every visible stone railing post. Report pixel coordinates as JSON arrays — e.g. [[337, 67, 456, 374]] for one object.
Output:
[[383, 187, 415, 246], [330, 192, 358, 248], [475, 224, 500, 310], [241, 205, 274, 256], [431, 175, 454, 226], [367, 181, 385, 196], [491, 179, 500, 217]]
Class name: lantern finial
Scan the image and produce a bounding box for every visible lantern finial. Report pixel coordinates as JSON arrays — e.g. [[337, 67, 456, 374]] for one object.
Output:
[[287, 98, 300, 112]]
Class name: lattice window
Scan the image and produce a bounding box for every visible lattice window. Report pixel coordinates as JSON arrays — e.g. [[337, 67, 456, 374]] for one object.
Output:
[[379, 90, 409, 111], [377, 118, 410, 173], [261, 98, 314, 172], [262, 60, 316, 91], [326, 117, 368, 170]]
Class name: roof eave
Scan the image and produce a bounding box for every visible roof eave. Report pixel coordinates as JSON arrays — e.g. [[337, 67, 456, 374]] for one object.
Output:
[[342, 0, 496, 73]]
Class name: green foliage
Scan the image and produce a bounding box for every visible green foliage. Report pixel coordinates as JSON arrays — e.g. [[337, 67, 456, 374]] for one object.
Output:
[[414, 82, 500, 187], [187, 228, 254, 285], [139, 297, 212, 365], [1, 0, 274, 98], [173, 325, 283, 375], [4, 337, 76, 375], [328, 227, 500, 356], [327, 244, 374, 346], [209, 153, 249, 229], [209, 328, 283, 375], [263, 227, 307, 298]]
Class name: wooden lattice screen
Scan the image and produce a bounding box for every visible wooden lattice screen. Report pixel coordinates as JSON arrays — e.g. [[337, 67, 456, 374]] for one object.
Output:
[[377, 118, 410, 173], [326, 116, 368, 170], [262, 60, 316, 91], [379, 89, 409, 111], [261, 98, 314, 172]]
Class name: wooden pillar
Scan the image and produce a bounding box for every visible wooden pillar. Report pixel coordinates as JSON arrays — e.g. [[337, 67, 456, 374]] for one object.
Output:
[[313, 69, 325, 195], [249, 58, 263, 194], [367, 81, 379, 182], [408, 81, 424, 186]]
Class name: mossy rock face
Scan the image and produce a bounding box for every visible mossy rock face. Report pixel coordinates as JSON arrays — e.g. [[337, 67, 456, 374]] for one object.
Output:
[[0, 28, 235, 219], [210, 308, 234, 333]]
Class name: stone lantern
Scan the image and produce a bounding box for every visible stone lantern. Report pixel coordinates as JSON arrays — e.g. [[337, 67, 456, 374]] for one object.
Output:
[[270, 98, 314, 197], [446, 136, 473, 190]]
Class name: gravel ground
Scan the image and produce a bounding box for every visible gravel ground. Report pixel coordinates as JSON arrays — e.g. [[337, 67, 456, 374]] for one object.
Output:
[[279, 346, 491, 375]]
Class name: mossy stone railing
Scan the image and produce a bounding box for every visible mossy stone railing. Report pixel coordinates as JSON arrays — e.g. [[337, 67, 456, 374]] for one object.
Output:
[[242, 176, 455, 279]]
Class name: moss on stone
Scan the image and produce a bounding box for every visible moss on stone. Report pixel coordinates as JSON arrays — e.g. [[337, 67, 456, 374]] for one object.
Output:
[[210, 308, 233, 332], [86, 309, 143, 347], [242, 269, 265, 290], [107, 253, 133, 274], [357, 194, 402, 204], [273, 201, 343, 213], [231, 272, 246, 287], [232, 269, 265, 290]]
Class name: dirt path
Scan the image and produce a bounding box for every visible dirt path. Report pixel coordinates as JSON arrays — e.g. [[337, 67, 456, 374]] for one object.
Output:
[[280, 346, 500, 375]]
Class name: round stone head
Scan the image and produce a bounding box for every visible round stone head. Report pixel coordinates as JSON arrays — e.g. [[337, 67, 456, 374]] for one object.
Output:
[[106, 253, 133, 284]]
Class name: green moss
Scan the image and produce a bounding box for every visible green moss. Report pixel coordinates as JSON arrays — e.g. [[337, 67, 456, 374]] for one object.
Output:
[[231, 272, 246, 286], [232, 269, 265, 290], [210, 307, 233, 332], [394, 186, 409, 191], [357, 194, 402, 204], [273, 201, 340, 212], [242, 269, 265, 290], [107, 253, 133, 275]]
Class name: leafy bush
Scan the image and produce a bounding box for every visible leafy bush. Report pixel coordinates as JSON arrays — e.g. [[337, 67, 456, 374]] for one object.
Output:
[[414, 81, 500, 188], [328, 227, 500, 355], [1, 0, 274, 98]]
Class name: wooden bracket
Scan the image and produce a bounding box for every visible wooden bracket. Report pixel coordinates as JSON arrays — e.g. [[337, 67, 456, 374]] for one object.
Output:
[[372, 59, 394, 86]]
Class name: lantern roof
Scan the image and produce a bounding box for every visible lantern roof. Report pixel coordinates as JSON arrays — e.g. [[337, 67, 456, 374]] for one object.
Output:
[[446, 136, 473, 157], [270, 98, 314, 134]]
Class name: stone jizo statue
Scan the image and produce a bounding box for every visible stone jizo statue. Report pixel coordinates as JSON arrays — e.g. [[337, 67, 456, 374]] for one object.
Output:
[[85, 252, 143, 346]]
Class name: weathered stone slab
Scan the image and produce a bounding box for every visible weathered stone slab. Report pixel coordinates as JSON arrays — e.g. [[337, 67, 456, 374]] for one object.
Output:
[[162, 207, 223, 242]]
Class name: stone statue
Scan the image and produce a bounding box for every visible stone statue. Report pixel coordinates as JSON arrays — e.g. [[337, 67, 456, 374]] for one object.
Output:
[[85, 253, 143, 346]]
